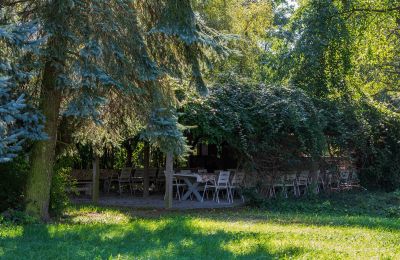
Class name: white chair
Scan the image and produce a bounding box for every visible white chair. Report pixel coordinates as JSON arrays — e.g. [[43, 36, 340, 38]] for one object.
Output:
[[271, 172, 286, 198], [203, 171, 232, 203], [230, 171, 245, 202], [132, 169, 145, 193], [339, 171, 350, 189], [173, 176, 187, 200], [297, 170, 310, 195], [118, 167, 133, 195], [285, 173, 299, 197]]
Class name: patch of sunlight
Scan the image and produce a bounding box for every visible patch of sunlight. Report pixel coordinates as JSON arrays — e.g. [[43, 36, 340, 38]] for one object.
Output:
[[223, 237, 266, 255], [179, 238, 195, 248], [66, 210, 130, 224], [185, 217, 400, 258], [135, 218, 172, 232], [0, 226, 23, 238]]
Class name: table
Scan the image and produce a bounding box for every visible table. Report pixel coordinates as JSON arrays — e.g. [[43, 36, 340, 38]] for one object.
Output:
[[173, 173, 216, 202]]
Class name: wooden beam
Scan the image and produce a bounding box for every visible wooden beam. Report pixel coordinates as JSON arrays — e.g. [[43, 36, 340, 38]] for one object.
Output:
[[164, 152, 173, 209], [92, 155, 100, 203], [143, 142, 150, 197]]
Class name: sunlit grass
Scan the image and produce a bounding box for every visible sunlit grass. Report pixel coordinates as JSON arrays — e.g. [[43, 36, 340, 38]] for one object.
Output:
[[0, 195, 399, 259]]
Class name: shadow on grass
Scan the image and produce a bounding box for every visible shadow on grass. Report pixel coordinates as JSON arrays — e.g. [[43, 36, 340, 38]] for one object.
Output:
[[0, 217, 311, 259]]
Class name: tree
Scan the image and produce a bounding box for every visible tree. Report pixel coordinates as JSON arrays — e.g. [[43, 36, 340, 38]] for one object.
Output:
[[0, 12, 45, 163], [1, 0, 227, 218], [1, 0, 160, 219], [141, 108, 190, 208]]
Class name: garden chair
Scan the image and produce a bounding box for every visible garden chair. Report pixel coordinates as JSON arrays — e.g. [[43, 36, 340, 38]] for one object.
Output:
[[339, 171, 351, 190], [132, 168, 145, 194], [264, 175, 275, 198], [173, 176, 187, 200], [271, 173, 286, 198], [285, 172, 299, 197], [202, 171, 232, 203], [230, 171, 246, 202], [316, 170, 325, 192], [118, 167, 133, 195], [326, 171, 340, 191], [107, 171, 119, 193], [297, 170, 310, 195]]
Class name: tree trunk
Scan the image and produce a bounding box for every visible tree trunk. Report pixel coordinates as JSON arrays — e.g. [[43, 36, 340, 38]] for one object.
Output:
[[164, 152, 173, 209], [92, 155, 100, 203], [25, 59, 63, 220], [124, 140, 133, 167], [143, 142, 150, 197]]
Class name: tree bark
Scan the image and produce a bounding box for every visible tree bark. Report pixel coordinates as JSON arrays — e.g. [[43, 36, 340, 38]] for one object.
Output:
[[25, 59, 63, 220], [143, 142, 150, 197], [124, 139, 133, 167], [92, 155, 100, 203], [164, 152, 173, 209]]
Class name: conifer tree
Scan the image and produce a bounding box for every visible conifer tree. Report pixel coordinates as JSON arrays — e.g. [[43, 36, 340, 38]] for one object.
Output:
[[1, 0, 227, 218]]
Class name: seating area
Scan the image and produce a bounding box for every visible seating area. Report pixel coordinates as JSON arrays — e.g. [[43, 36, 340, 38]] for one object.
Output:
[[69, 164, 363, 203], [69, 167, 246, 204], [261, 168, 363, 198], [173, 169, 245, 204]]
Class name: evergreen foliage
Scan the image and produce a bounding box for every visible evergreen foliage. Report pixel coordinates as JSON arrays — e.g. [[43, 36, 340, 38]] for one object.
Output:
[[0, 88, 45, 162], [142, 108, 190, 157], [0, 11, 45, 163]]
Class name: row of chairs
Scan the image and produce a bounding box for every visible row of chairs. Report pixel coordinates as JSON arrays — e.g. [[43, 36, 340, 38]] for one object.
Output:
[[107, 167, 161, 195], [262, 169, 362, 198]]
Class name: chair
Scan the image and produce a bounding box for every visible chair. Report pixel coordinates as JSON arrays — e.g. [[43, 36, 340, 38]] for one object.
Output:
[[202, 171, 232, 203], [230, 171, 245, 202], [271, 172, 286, 198], [107, 171, 119, 193], [285, 172, 299, 197], [316, 170, 325, 192], [132, 169, 145, 193], [297, 170, 310, 196], [326, 171, 340, 191], [173, 176, 187, 200], [118, 167, 133, 195], [339, 171, 350, 190]]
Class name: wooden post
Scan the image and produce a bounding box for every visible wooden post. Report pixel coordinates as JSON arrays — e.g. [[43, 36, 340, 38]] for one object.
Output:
[[143, 142, 150, 197], [92, 155, 100, 203], [164, 152, 173, 208], [310, 159, 319, 194]]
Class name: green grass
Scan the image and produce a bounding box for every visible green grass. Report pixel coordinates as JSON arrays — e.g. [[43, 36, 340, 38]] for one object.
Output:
[[0, 192, 399, 259]]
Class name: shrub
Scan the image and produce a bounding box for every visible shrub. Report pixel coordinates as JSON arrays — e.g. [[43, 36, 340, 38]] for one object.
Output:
[[0, 208, 38, 225], [0, 156, 29, 212], [49, 166, 72, 217]]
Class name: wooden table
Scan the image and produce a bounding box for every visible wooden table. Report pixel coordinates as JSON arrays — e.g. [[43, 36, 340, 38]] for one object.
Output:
[[173, 173, 217, 202], [173, 173, 204, 201]]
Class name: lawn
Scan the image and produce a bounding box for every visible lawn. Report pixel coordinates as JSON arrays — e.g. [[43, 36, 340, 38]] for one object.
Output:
[[0, 192, 399, 259]]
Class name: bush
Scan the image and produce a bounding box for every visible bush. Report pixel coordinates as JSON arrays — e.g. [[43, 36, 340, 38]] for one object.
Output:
[[0, 209, 38, 225], [0, 156, 29, 212], [49, 166, 72, 217]]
